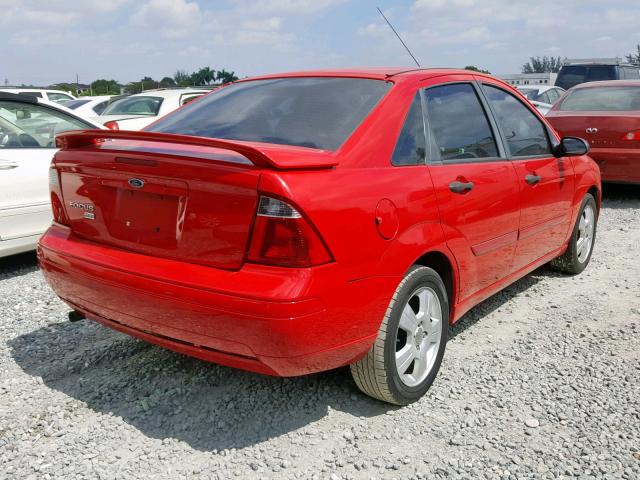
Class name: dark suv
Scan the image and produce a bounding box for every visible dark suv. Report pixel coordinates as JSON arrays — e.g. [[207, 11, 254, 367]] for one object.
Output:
[[556, 60, 640, 90]]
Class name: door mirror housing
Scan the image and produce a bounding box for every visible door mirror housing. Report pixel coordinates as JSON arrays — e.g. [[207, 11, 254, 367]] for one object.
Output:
[[553, 136, 589, 157]]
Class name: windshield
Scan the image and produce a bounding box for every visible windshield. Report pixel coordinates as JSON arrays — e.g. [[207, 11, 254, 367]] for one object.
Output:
[[559, 86, 640, 111], [146, 77, 391, 151], [65, 99, 91, 110], [102, 96, 163, 116]]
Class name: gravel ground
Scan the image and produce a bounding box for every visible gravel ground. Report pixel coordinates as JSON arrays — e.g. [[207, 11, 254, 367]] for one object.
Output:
[[1, 184, 639, 480]]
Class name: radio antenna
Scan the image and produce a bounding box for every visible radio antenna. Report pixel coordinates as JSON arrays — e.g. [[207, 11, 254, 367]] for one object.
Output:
[[376, 7, 420, 67]]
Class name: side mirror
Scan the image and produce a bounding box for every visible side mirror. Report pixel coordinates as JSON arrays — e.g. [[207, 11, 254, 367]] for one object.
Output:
[[553, 136, 589, 157]]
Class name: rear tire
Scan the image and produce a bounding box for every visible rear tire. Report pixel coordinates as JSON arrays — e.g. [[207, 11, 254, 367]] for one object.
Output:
[[350, 266, 449, 405], [551, 193, 597, 275]]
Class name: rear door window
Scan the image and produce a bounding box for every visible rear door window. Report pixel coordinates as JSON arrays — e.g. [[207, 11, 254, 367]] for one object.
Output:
[[482, 85, 551, 157], [422, 83, 499, 163], [391, 93, 426, 166]]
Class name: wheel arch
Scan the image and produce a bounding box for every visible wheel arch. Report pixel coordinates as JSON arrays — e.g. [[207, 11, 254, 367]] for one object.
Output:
[[412, 250, 457, 320]]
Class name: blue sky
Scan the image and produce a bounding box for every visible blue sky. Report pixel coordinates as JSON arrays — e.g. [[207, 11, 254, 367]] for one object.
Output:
[[1, 0, 639, 86]]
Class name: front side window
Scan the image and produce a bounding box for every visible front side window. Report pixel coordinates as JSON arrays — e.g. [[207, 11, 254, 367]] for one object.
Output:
[[423, 83, 498, 163], [147, 77, 391, 151], [102, 96, 163, 116], [0, 101, 93, 149], [558, 86, 640, 111], [391, 93, 426, 166], [482, 85, 551, 157]]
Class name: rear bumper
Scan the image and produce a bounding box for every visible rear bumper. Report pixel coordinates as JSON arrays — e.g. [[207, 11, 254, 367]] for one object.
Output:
[[589, 147, 640, 184], [38, 224, 395, 376]]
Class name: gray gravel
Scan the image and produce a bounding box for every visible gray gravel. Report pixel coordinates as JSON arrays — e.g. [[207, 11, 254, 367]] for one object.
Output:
[[1, 184, 639, 480]]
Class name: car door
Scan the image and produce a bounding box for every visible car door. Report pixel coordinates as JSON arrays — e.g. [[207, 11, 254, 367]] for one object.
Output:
[[479, 82, 575, 271], [0, 100, 93, 242], [422, 78, 520, 301]]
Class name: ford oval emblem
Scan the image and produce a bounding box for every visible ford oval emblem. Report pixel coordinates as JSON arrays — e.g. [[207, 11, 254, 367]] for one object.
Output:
[[128, 178, 145, 189]]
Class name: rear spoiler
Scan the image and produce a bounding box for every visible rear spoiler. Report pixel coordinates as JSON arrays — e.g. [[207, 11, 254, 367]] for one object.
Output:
[[55, 130, 338, 170]]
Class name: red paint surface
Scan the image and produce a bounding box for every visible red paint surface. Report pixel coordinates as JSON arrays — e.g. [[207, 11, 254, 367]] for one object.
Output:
[[39, 69, 601, 376]]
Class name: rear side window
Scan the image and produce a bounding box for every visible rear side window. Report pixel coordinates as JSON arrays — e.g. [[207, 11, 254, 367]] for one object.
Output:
[[587, 66, 616, 82], [559, 86, 640, 111], [483, 85, 551, 157], [556, 66, 586, 89], [423, 83, 498, 163], [391, 93, 426, 166], [93, 101, 108, 115], [147, 77, 391, 151]]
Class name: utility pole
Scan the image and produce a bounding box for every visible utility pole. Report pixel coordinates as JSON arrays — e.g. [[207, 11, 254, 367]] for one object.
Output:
[[76, 73, 80, 96]]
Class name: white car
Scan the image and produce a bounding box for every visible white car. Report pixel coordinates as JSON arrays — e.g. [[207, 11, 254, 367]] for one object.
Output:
[[95, 89, 209, 130], [0, 88, 76, 105], [516, 85, 566, 115], [64, 95, 112, 118], [0, 93, 104, 258]]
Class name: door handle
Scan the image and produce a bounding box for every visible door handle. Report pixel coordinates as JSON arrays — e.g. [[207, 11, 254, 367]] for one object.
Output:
[[0, 160, 18, 170], [449, 180, 474, 194], [525, 174, 541, 185]]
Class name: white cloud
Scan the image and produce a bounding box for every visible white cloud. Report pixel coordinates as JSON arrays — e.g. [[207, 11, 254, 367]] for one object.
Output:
[[130, 0, 200, 27]]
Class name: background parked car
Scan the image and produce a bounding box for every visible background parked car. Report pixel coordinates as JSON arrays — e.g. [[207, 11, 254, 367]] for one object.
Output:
[[547, 80, 640, 185], [516, 85, 565, 115], [0, 88, 76, 104], [95, 88, 209, 130], [64, 95, 112, 117], [0, 93, 104, 258], [555, 58, 640, 90]]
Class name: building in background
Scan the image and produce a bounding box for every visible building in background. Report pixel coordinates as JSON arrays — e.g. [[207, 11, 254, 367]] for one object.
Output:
[[498, 73, 558, 86]]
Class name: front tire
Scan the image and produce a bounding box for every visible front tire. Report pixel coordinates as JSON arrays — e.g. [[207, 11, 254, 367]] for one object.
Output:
[[350, 266, 449, 405], [551, 193, 597, 275]]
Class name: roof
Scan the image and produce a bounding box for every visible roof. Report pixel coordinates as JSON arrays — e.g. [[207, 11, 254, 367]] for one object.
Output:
[[238, 67, 496, 83], [570, 80, 640, 89]]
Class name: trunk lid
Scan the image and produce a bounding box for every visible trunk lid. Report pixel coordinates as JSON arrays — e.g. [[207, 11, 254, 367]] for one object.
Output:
[[548, 111, 640, 149], [53, 130, 337, 269]]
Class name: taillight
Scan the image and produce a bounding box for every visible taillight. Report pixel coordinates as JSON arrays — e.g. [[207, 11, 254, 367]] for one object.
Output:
[[247, 196, 332, 267], [621, 130, 640, 141], [49, 167, 70, 226], [104, 121, 119, 130]]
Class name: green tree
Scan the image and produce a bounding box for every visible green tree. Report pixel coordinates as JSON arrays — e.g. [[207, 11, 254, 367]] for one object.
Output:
[[90, 79, 121, 95], [464, 65, 491, 74], [626, 44, 640, 65], [522, 56, 565, 74], [216, 69, 238, 84], [174, 69, 191, 86], [160, 76, 176, 87]]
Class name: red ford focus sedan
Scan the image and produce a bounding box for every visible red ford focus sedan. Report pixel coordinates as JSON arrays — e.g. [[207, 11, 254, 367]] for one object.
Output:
[[39, 69, 600, 404], [547, 80, 640, 184]]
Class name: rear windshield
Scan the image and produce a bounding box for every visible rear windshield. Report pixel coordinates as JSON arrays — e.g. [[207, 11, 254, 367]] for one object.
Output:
[[556, 65, 616, 89], [558, 86, 640, 111], [65, 99, 91, 110], [146, 77, 391, 151], [102, 96, 163, 116], [518, 89, 539, 100]]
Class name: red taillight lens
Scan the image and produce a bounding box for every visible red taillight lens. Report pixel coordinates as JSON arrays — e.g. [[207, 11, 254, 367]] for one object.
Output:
[[104, 121, 119, 130], [49, 167, 70, 226], [621, 130, 640, 141], [247, 196, 332, 267]]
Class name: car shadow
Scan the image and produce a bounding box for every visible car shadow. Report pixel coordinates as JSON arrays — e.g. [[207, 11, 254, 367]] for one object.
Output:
[[0, 251, 38, 279], [9, 264, 552, 452], [601, 183, 640, 207]]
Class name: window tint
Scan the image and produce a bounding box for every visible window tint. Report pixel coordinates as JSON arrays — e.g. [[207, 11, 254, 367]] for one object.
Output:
[[93, 101, 108, 115], [391, 93, 426, 166], [423, 83, 498, 162], [65, 99, 91, 110], [556, 66, 586, 89], [587, 66, 616, 82], [147, 78, 391, 151], [483, 85, 551, 157], [559, 86, 640, 111], [546, 89, 560, 103], [102, 96, 163, 116], [0, 101, 93, 149], [180, 94, 205, 106], [18, 91, 43, 99]]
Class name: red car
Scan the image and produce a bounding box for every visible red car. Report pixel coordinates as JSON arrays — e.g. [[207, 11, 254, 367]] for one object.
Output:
[[39, 69, 600, 405], [547, 80, 640, 184]]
